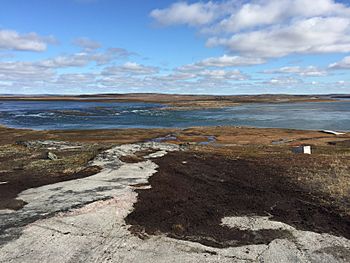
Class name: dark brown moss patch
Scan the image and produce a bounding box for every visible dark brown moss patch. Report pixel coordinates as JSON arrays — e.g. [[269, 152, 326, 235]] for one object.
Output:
[[126, 151, 350, 248]]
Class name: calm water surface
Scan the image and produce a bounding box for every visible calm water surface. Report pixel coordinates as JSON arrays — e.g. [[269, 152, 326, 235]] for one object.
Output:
[[0, 100, 349, 131]]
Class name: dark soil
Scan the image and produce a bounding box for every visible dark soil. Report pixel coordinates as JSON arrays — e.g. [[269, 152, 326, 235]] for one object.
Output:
[[0, 165, 101, 210], [329, 140, 350, 147], [126, 151, 350, 248]]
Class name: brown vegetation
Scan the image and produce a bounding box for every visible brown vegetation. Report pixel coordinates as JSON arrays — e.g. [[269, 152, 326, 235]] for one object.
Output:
[[127, 150, 350, 248], [0, 93, 337, 110]]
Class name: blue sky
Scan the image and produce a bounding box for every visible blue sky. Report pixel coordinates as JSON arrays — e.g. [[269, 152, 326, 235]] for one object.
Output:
[[1, 0, 350, 94]]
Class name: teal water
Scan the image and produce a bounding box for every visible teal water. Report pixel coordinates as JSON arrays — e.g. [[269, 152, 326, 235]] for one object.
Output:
[[0, 100, 349, 131]]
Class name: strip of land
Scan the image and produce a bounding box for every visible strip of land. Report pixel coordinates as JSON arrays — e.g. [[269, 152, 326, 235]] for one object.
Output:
[[0, 93, 341, 110]]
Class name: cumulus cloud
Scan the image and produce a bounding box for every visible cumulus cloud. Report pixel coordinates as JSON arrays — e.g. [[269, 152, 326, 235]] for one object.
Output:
[[198, 69, 247, 80], [1, 58, 344, 94], [329, 56, 350, 69], [151, 0, 350, 58], [38, 52, 110, 68], [177, 55, 265, 72], [199, 55, 265, 67], [153, 72, 195, 81], [264, 66, 327, 77], [37, 47, 136, 68], [150, 1, 219, 26], [39, 53, 95, 68], [159, 55, 251, 83], [154, 67, 248, 84], [0, 56, 251, 94], [0, 29, 55, 52], [107, 47, 138, 58], [102, 62, 159, 75], [56, 73, 97, 82], [0, 44, 143, 93], [73, 37, 101, 50], [207, 17, 350, 58], [216, 0, 349, 33], [266, 77, 302, 85], [121, 62, 158, 74], [0, 61, 54, 82]]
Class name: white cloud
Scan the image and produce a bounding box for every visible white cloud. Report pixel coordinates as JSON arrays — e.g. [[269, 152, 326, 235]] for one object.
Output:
[[216, 0, 349, 33], [150, 2, 219, 26], [102, 62, 159, 75], [154, 72, 196, 81], [1, 58, 346, 94], [329, 56, 350, 69], [154, 67, 248, 82], [200, 55, 265, 67], [266, 77, 302, 85], [152, 0, 350, 58], [107, 47, 137, 58], [37, 48, 135, 68], [0, 61, 54, 82], [177, 55, 264, 72], [73, 37, 101, 50], [207, 17, 350, 58], [0, 56, 251, 94], [122, 62, 158, 74], [39, 53, 95, 68], [264, 66, 327, 77], [0, 29, 55, 52], [198, 69, 247, 80], [0, 47, 143, 93]]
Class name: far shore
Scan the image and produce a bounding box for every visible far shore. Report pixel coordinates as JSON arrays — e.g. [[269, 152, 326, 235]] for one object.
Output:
[[0, 93, 341, 110]]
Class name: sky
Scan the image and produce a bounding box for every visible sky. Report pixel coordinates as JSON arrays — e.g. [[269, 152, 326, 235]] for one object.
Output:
[[1, 0, 350, 95]]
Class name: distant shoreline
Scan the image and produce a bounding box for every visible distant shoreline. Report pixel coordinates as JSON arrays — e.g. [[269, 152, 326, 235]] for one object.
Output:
[[0, 93, 341, 110]]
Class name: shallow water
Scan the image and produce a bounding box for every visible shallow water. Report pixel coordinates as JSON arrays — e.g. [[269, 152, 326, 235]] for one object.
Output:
[[0, 100, 349, 131]]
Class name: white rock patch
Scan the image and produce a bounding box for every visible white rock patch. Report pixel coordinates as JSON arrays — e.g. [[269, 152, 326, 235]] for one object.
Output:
[[221, 216, 294, 231]]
